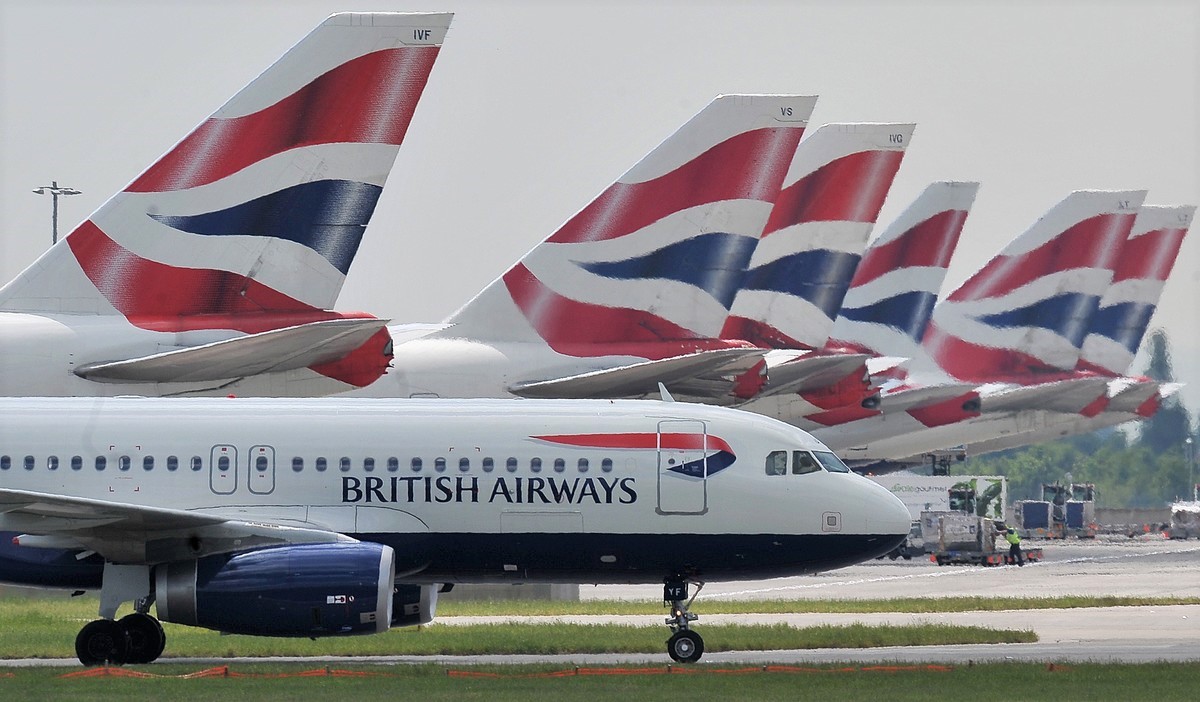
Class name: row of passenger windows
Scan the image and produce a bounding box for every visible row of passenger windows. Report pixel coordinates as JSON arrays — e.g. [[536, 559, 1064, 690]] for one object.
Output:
[[764, 450, 851, 476], [290, 456, 615, 474], [0, 454, 616, 474]]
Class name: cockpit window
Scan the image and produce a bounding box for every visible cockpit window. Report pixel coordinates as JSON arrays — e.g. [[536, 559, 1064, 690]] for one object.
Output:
[[764, 451, 787, 476], [814, 450, 851, 473], [792, 451, 820, 475]]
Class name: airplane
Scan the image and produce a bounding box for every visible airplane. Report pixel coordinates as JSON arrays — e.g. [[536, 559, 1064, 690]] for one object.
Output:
[[734, 179, 972, 429], [715, 122, 915, 415], [0, 394, 911, 665], [824, 190, 1147, 465], [956, 204, 1194, 455], [0, 12, 451, 397], [352, 93, 819, 402]]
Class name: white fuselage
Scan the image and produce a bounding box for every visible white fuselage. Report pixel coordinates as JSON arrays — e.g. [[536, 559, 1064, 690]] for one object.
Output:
[[0, 396, 910, 585]]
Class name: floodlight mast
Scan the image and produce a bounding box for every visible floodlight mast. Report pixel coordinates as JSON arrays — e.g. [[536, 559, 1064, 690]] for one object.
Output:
[[32, 180, 82, 245]]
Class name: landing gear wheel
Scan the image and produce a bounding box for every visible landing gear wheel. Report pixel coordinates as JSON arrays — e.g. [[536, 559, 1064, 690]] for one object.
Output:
[[75, 619, 129, 666], [666, 629, 704, 663], [119, 613, 166, 664]]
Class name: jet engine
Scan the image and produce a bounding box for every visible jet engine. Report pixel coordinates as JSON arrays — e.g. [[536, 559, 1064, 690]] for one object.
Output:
[[391, 583, 439, 627], [155, 542, 395, 637]]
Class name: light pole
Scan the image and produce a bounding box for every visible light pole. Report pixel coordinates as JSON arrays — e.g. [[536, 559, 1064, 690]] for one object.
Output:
[[32, 181, 82, 245], [1186, 437, 1196, 501]]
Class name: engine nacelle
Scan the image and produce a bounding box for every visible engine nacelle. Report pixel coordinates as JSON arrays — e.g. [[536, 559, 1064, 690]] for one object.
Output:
[[155, 542, 395, 637], [392, 583, 438, 627]]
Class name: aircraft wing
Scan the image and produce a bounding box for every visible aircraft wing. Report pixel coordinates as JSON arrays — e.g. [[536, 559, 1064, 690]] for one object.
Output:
[[508, 348, 767, 400], [0, 488, 352, 565], [74, 318, 393, 383], [757, 352, 873, 397]]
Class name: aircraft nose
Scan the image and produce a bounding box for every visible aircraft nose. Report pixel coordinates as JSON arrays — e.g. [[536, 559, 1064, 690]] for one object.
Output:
[[864, 479, 912, 538]]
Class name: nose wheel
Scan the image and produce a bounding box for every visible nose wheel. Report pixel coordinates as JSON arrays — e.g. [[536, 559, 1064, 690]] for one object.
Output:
[[664, 578, 704, 663]]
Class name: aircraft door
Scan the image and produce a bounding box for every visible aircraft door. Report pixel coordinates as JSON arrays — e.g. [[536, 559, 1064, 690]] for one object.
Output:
[[656, 420, 708, 515], [210, 445, 238, 495], [248, 445, 275, 495]]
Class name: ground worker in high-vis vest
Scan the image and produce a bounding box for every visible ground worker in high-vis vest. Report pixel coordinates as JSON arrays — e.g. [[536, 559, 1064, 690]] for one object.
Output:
[[1005, 527, 1024, 566]]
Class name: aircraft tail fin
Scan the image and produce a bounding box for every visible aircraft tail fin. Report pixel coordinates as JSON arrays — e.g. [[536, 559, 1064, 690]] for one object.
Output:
[[721, 123, 915, 349], [1077, 205, 1194, 375], [923, 190, 1146, 382], [827, 181, 979, 358], [0, 12, 450, 323], [444, 94, 817, 359]]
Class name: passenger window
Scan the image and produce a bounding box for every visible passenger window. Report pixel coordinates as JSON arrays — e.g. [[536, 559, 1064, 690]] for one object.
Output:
[[578, 458, 589, 473], [0, 456, 9, 470], [364, 457, 375, 472], [48, 456, 59, 471], [483, 457, 494, 473], [217, 456, 230, 472], [553, 458, 565, 473], [316, 457, 327, 472], [119, 456, 131, 472], [96, 456, 107, 471], [339, 457, 351, 472], [765, 451, 787, 476], [387, 457, 399, 472], [292, 457, 304, 472], [411, 457, 423, 472], [143, 456, 154, 471], [190, 456, 202, 471], [530, 457, 542, 473], [792, 451, 820, 475], [814, 450, 851, 473], [167, 456, 178, 472], [71, 456, 83, 471], [601, 458, 613, 473], [459, 457, 470, 472], [506, 457, 518, 472], [434, 457, 446, 472], [24, 455, 34, 470], [256, 456, 269, 472]]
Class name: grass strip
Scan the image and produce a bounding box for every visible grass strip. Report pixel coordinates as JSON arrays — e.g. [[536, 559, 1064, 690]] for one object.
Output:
[[0, 606, 1032, 658], [1, 662, 1195, 702]]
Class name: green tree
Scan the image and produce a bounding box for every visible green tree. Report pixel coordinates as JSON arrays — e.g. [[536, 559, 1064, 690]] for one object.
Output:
[[1137, 329, 1194, 457]]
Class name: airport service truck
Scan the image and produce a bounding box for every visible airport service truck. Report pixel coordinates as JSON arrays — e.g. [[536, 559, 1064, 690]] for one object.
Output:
[[1165, 502, 1200, 539], [923, 512, 1043, 566], [868, 474, 1008, 559], [1014, 483, 1098, 539]]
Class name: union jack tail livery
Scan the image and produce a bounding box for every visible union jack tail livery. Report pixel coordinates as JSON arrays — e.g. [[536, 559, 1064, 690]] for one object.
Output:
[[720, 123, 914, 350], [0, 12, 449, 325], [827, 181, 979, 360], [1077, 205, 1194, 376], [922, 190, 1146, 383], [444, 95, 818, 361]]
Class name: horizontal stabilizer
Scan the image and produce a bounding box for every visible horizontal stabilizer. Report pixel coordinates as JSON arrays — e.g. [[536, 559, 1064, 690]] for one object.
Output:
[[509, 348, 766, 399], [759, 352, 873, 396], [979, 376, 1112, 414], [878, 382, 978, 412], [75, 317, 391, 383]]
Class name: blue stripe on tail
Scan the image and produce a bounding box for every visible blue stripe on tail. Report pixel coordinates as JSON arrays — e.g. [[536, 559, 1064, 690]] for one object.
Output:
[[150, 180, 382, 275]]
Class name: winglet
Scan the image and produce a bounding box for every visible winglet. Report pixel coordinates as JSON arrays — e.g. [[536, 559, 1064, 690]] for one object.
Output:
[[658, 383, 676, 402]]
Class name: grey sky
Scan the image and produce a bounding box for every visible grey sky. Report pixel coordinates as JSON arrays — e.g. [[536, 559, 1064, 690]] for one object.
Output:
[[2, 0, 1197, 417]]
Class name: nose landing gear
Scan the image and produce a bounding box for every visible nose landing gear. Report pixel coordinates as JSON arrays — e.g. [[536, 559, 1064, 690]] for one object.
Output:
[[664, 577, 704, 663]]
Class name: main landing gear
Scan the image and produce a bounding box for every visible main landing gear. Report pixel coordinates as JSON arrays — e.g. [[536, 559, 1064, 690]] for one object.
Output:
[[75, 603, 166, 666], [663, 577, 704, 663], [76, 565, 167, 666]]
